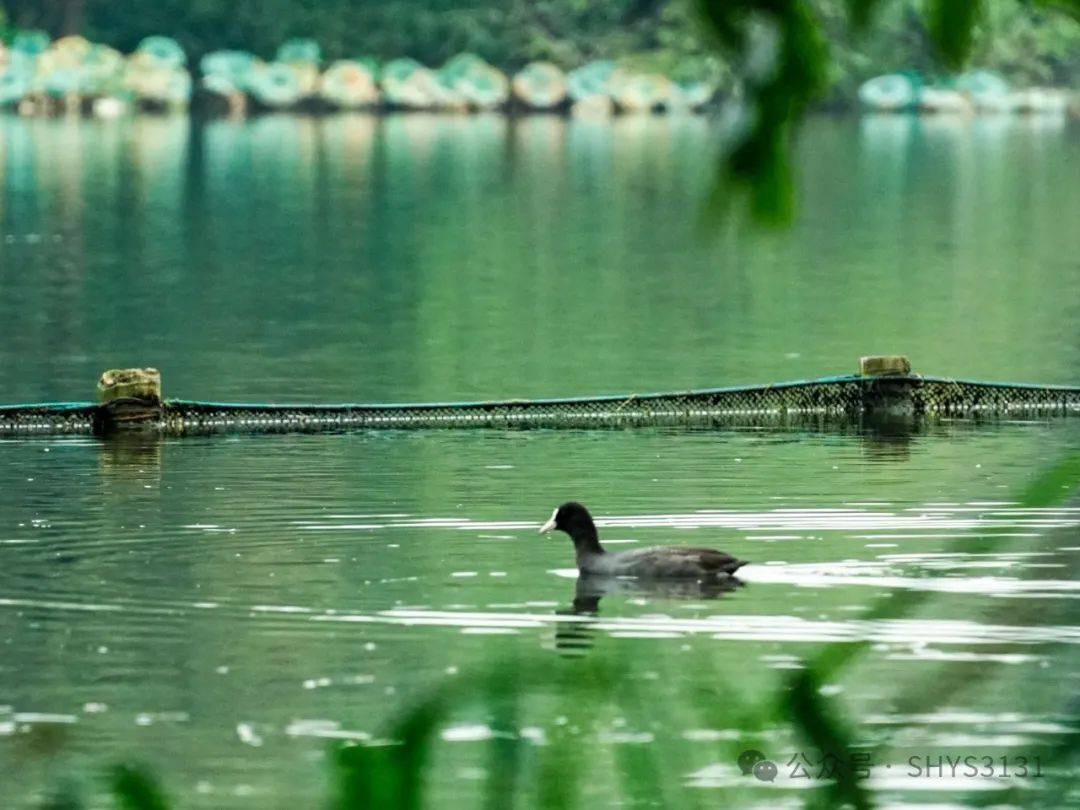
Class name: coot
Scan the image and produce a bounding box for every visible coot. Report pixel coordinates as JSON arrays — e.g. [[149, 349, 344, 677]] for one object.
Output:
[[539, 502, 746, 579]]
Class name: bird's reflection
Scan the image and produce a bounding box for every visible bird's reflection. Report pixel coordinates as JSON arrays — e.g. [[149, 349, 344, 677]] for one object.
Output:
[[569, 573, 744, 613], [551, 574, 744, 656]]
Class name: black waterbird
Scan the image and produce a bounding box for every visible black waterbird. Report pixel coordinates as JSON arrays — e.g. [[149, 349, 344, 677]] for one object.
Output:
[[539, 502, 747, 580]]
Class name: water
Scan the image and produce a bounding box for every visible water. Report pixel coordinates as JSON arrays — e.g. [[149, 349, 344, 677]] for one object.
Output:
[[2, 114, 1079, 402], [1, 113, 1079, 808]]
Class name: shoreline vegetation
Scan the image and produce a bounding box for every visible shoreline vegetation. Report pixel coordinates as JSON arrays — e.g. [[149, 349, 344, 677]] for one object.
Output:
[[1, 32, 1077, 120], [5, 0, 1080, 122]]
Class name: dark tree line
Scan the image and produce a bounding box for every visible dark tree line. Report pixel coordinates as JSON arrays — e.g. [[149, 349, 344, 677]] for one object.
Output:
[[1, 1, 686, 68]]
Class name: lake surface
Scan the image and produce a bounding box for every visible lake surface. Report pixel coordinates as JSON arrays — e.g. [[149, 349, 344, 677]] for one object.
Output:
[[1, 113, 1078, 808]]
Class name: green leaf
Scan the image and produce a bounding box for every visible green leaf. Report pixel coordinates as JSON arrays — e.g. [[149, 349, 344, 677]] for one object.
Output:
[[483, 671, 522, 810], [1035, 0, 1080, 24], [1018, 452, 1080, 508], [697, 0, 831, 225], [845, 0, 884, 30], [785, 668, 872, 810], [927, 0, 984, 69], [109, 764, 168, 810]]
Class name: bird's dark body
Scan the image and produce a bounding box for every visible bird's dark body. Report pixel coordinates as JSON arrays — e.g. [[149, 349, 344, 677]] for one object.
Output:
[[540, 502, 746, 580], [579, 545, 744, 578]]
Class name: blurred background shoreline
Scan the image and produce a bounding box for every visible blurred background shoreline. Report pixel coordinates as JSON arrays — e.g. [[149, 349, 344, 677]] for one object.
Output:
[[1, 1, 1078, 118]]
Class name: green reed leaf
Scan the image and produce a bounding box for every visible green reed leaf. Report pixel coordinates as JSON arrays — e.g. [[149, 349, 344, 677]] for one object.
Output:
[[785, 667, 871, 810], [1018, 452, 1080, 508], [927, 0, 984, 69], [109, 764, 168, 810]]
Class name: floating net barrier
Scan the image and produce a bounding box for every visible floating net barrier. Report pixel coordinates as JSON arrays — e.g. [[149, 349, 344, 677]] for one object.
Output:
[[1, 363, 1078, 437]]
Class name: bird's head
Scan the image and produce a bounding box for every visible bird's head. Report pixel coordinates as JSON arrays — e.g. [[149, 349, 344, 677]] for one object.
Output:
[[539, 502, 595, 539]]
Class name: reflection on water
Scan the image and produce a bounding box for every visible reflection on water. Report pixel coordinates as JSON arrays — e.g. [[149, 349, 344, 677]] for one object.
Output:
[[567, 572, 745, 614], [553, 575, 745, 655], [1, 113, 1079, 405], [1, 422, 1078, 806], [1, 112, 1079, 807]]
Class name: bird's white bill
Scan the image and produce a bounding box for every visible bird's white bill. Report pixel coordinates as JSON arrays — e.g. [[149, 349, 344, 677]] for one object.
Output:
[[538, 508, 558, 534]]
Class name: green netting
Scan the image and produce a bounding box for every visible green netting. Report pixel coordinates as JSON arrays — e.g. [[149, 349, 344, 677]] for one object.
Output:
[[0, 403, 98, 434], [1, 376, 1077, 436]]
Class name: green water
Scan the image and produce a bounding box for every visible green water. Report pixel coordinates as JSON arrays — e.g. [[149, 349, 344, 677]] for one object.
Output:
[[1, 113, 1078, 808]]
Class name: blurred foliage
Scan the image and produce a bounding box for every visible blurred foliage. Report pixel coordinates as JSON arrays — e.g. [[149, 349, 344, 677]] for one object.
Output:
[[109, 764, 169, 810], [1020, 452, 1080, 508], [694, 0, 1080, 221], [816, 0, 1080, 97], [698, 0, 831, 223]]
